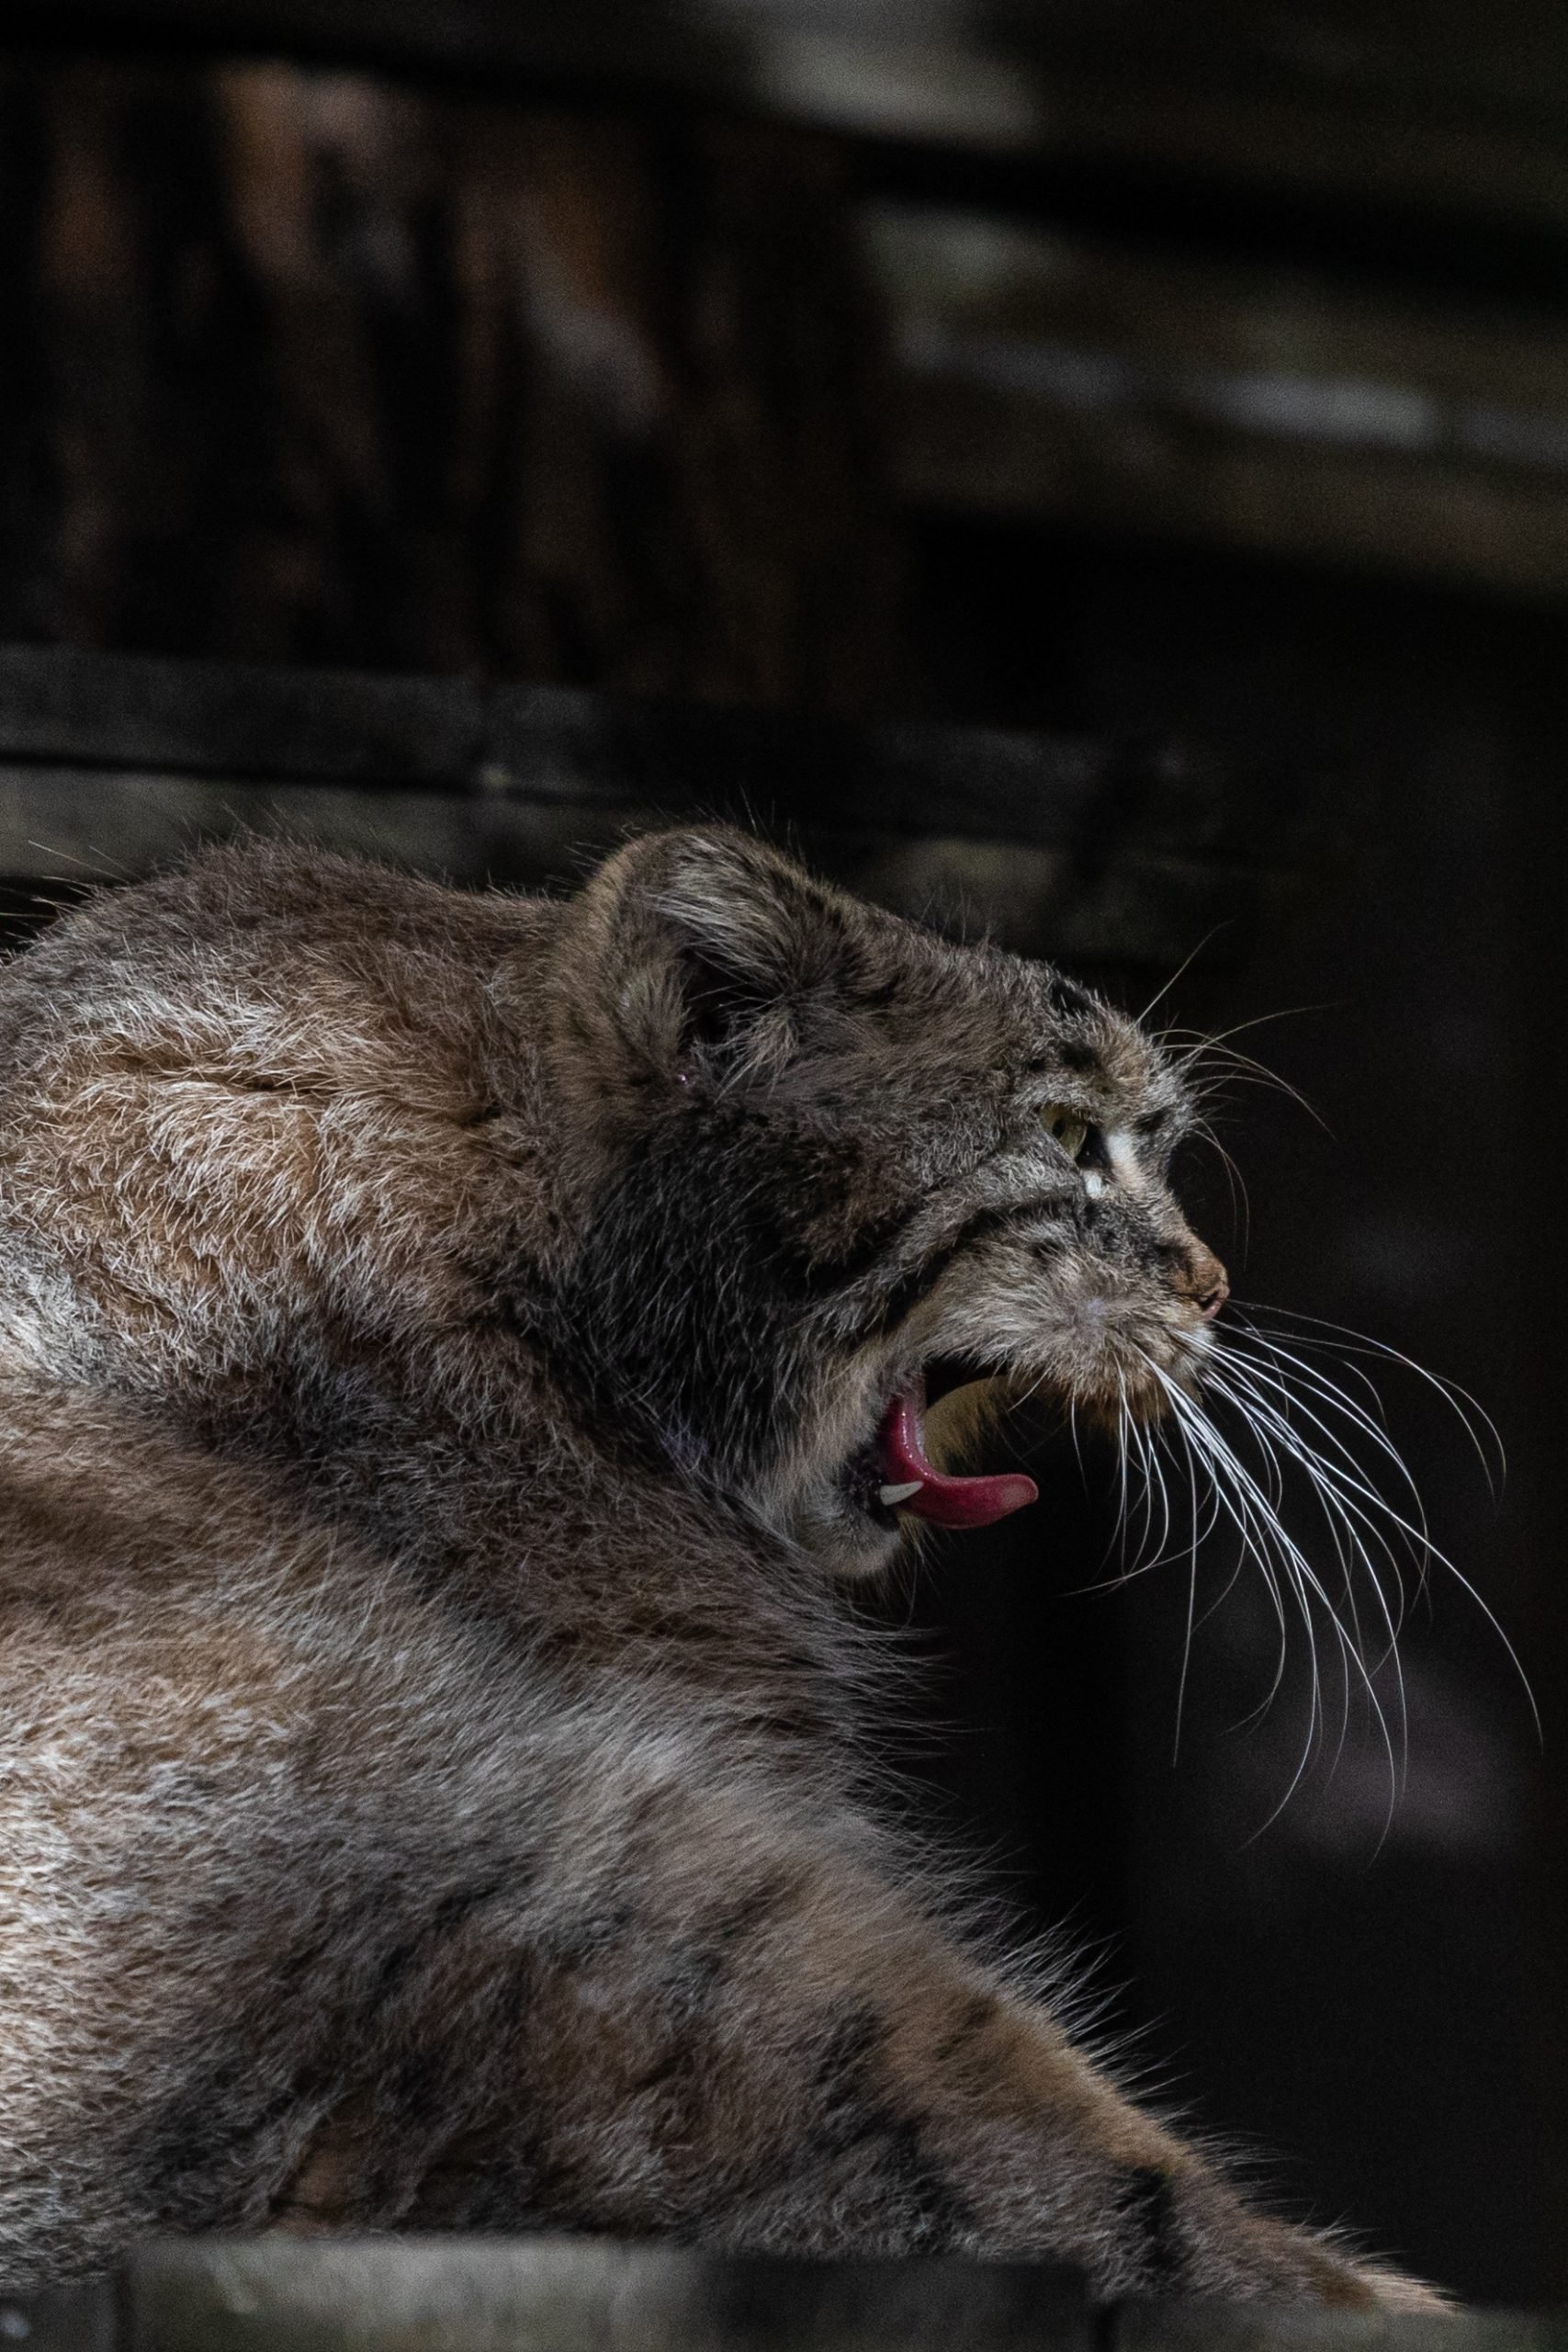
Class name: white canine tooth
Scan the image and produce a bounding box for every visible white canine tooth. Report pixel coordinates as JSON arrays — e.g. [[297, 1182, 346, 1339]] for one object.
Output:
[[878, 1480, 924, 1508]]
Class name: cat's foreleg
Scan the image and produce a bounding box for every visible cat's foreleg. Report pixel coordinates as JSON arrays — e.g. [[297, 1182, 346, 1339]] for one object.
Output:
[[288, 1788, 1438, 2312]]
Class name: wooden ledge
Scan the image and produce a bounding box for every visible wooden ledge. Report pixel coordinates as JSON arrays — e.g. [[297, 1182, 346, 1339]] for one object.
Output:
[[0, 2237, 1551, 2351]]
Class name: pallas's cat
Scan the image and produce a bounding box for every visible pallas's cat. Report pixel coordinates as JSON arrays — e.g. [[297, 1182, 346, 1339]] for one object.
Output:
[[0, 829, 1433, 2304]]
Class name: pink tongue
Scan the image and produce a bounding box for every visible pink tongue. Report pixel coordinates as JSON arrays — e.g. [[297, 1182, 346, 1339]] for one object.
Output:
[[877, 1386, 1038, 1531]]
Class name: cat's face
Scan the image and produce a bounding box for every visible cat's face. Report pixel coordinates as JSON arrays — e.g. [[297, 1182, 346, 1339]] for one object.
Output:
[[542, 831, 1225, 1577]]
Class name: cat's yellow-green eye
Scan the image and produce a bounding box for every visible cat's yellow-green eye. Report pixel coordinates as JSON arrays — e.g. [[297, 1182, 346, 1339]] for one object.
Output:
[[1043, 1107, 1089, 1161]]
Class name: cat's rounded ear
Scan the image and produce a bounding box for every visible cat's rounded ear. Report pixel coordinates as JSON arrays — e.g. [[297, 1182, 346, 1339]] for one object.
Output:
[[557, 828, 855, 1095]]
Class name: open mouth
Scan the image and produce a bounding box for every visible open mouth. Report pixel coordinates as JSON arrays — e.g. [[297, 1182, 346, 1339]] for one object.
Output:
[[852, 1362, 1039, 1533]]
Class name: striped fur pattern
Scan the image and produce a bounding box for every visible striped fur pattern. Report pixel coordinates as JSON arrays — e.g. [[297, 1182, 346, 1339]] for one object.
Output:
[[0, 830, 1436, 2305]]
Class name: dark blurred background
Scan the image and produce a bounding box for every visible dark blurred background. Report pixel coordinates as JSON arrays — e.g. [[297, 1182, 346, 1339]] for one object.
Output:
[[1, 0, 1564, 2305]]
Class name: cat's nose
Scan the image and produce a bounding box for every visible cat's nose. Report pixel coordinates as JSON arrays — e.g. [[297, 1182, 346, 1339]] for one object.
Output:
[[1187, 1244, 1229, 1319]]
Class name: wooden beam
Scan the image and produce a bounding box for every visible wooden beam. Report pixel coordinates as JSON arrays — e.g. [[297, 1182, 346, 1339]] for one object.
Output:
[[0, 644, 1305, 970]]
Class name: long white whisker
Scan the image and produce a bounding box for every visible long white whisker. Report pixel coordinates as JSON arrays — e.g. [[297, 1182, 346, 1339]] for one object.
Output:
[[1229, 1300, 1506, 1492], [1156, 1373, 1297, 1727], [1214, 1345, 1500, 1652], [1211, 1362, 1411, 1636], [1094, 1267, 1531, 1838], [1190, 1378, 1394, 1731], [1225, 1320, 1449, 1541], [1212, 1351, 1424, 1605], [1158, 1375, 1322, 1807], [1201, 1362, 1408, 1780], [1160, 1412, 1205, 1762], [1149, 1357, 1404, 1825], [1133, 930, 1228, 1027]]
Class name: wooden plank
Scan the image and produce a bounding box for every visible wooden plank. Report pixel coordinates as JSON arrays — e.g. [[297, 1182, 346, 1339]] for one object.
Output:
[[872, 207, 1568, 597], [482, 686, 1277, 863], [127, 2237, 1092, 2352], [3, 2243, 1562, 2352], [1113, 2300, 1563, 2350], [0, 648, 1122, 842], [0, 647, 484, 790], [0, 761, 1282, 969], [0, 646, 1303, 968], [0, 2280, 116, 2351]]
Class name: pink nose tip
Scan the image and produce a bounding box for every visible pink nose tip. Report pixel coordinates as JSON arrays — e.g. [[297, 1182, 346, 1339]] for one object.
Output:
[[1199, 1279, 1229, 1320]]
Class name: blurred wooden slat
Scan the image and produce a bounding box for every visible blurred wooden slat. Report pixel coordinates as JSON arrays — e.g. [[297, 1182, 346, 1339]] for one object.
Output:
[[128, 2238, 1092, 2352], [1112, 2300, 1562, 2349], [873, 207, 1568, 596], [0, 644, 485, 785], [0, 643, 1306, 968], [3, 2237, 1561, 2349], [0, 2280, 116, 2352]]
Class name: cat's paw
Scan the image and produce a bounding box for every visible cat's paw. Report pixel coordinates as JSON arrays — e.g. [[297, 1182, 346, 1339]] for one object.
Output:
[[1357, 2265, 1451, 2317], [1227, 2211, 1446, 2314]]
